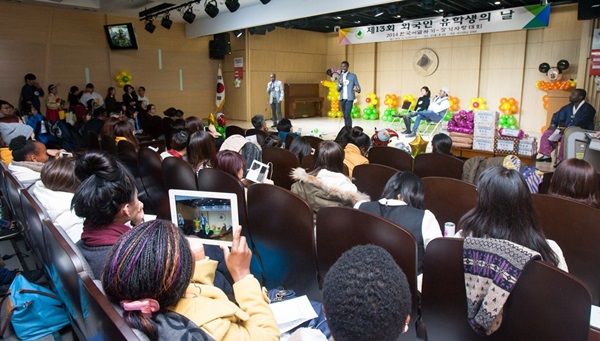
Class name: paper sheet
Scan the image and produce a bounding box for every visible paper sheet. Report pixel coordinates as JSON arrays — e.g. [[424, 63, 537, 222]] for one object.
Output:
[[547, 129, 562, 142], [590, 305, 600, 329], [270, 295, 318, 334]]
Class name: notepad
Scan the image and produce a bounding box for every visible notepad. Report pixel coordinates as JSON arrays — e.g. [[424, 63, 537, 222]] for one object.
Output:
[[547, 129, 562, 142], [270, 295, 317, 334]]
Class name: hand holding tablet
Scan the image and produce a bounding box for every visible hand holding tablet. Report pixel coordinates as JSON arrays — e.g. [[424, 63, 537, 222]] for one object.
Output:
[[220, 226, 252, 282]]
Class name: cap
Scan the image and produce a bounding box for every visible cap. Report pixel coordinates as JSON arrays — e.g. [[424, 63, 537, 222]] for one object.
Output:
[[441, 87, 449, 95]]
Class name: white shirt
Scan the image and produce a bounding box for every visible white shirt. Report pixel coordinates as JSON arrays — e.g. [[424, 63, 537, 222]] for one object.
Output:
[[340, 72, 349, 100], [427, 95, 450, 114], [138, 95, 150, 106], [80, 91, 104, 107]]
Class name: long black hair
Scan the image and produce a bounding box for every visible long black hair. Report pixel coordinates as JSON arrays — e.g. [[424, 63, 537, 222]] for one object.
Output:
[[458, 167, 559, 266], [381, 171, 424, 209]]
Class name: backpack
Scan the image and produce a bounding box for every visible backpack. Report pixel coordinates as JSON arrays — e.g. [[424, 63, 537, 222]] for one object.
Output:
[[0, 274, 70, 340]]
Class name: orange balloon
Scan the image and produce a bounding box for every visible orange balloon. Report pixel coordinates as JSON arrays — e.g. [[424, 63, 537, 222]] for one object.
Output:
[[508, 98, 516, 105], [510, 105, 518, 112], [500, 97, 508, 104], [543, 102, 549, 110], [542, 95, 549, 103], [504, 109, 512, 115]]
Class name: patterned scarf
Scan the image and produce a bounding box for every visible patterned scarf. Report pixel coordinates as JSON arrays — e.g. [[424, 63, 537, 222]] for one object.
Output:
[[463, 237, 540, 335]]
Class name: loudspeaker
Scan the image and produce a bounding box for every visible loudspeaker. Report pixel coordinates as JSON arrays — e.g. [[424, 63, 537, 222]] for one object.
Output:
[[214, 32, 230, 45], [578, 0, 600, 20], [209, 40, 225, 60]]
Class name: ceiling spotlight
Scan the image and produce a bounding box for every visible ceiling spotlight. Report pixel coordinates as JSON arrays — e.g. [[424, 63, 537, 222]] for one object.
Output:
[[183, 7, 196, 23], [387, 4, 400, 15], [233, 29, 243, 38], [283, 21, 293, 29], [494, 0, 501, 4], [204, 0, 218, 18], [373, 7, 385, 17], [260, 0, 271, 4], [225, 0, 240, 13], [334, 16, 341, 20], [248, 27, 257, 35], [145, 20, 156, 33], [161, 14, 172, 29], [266, 24, 276, 32], [421, 0, 435, 10]]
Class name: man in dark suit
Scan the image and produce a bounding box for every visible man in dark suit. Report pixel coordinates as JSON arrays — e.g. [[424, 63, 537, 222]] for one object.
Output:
[[537, 88, 596, 163], [337, 61, 361, 127]]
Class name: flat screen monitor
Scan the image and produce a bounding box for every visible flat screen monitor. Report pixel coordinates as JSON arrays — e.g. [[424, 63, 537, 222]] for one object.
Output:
[[104, 23, 139, 50]]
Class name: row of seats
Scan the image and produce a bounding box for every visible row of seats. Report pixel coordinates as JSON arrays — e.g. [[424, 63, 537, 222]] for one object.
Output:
[[0, 164, 142, 340]]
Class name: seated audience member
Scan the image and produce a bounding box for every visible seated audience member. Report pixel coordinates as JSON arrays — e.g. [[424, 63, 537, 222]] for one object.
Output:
[[114, 120, 139, 150], [405, 87, 450, 137], [356, 171, 442, 274], [101, 220, 279, 341], [127, 108, 143, 136], [79, 108, 107, 138], [343, 126, 370, 177], [334, 126, 352, 143], [318, 245, 411, 341], [291, 141, 368, 213], [0, 134, 11, 167], [31, 157, 84, 242], [431, 133, 453, 155], [261, 134, 282, 149], [137, 86, 149, 106], [187, 131, 217, 172], [161, 129, 190, 160], [99, 116, 122, 139], [548, 158, 600, 208], [276, 118, 299, 147], [8, 136, 52, 187], [214, 150, 245, 181], [73, 151, 144, 279], [536, 88, 596, 163], [456, 166, 568, 271], [67, 86, 81, 108], [240, 142, 262, 178], [0, 100, 20, 123], [251, 114, 268, 131], [289, 136, 313, 164], [185, 116, 205, 133]]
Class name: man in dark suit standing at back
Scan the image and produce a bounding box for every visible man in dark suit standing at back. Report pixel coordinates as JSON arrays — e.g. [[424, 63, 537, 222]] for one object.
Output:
[[337, 61, 361, 127]]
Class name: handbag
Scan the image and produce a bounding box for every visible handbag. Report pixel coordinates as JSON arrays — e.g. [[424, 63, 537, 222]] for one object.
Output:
[[0, 274, 70, 340]]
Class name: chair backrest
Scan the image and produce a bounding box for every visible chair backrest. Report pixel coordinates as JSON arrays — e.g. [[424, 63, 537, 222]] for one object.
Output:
[[162, 117, 174, 149], [117, 140, 153, 214], [88, 131, 100, 150], [247, 184, 320, 300], [300, 154, 314, 170], [316, 207, 418, 305], [3, 171, 24, 229], [99, 134, 117, 155], [537, 171, 553, 194], [305, 136, 323, 152], [245, 129, 270, 146], [367, 146, 413, 172], [162, 156, 197, 191], [414, 153, 464, 179], [285, 134, 294, 149], [532, 193, 600, 305], [78, 272, 142, 340], [226, 125, 245, 138], [352, 164, 397, 200], [138, 147, 170, 219], [422, 177, 477, 231], [261, 147, 300, 190], [196, 168, 249, 234], [421, 238, 591, 341], [20, 190, 47, 266], [150, 115, 164, 139]]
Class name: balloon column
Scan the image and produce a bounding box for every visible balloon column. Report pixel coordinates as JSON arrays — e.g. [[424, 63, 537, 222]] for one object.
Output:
[[468, 97, 488, 111], [381, 94, 399, 122], [113, 70, 133, 88], [542, 95, 549, 110], [444, 96, 460, 121], [215, 113, 227, 136], [321, 80, 343, 118], [497, 98, 519, 130], [362, 93, 379, 120]]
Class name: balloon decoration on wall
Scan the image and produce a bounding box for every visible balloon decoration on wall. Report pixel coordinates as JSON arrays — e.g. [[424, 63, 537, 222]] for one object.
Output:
[[468, 97, 488, 111], [401, 94, 417, 109], [498, 97, 519, 116], [113, 70, 133, 88], [536, 60, 575, 91], [233, 78, 241, 88], [322, 68, 343, 119], [362, 93, 379, 120], [542, 94, 549, 110], [444, 96, 460, 121], [381, 94, 399, 122]]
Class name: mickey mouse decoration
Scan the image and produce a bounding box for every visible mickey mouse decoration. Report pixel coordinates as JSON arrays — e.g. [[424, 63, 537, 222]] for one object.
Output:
[[538, 60, 569, 82]]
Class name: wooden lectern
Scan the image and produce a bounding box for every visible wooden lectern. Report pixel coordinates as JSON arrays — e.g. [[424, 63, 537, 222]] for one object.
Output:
[[545, 90, 571, 128]]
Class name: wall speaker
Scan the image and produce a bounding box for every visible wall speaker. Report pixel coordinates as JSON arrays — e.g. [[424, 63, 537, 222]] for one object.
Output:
[[578, 0, 600, 20]]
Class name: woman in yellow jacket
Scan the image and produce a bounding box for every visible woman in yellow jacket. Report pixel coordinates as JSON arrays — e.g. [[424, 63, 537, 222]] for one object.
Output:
[[102, 220, 279, 341], [343, 126, 370, 177]]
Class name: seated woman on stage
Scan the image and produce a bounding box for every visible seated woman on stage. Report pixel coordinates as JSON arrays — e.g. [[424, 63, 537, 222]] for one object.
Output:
[[291, 141, 368, 213], [548, 158, 600, 208], [355, 171, 442, 275], [402, 86, 431, 134], [456, 166, 568, 271], [73, 151, 144, 279], [102, 220, 279, 341]]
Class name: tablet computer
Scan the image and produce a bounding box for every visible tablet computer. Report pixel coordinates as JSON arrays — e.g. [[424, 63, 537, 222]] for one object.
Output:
[[169, 189, 239, 247]]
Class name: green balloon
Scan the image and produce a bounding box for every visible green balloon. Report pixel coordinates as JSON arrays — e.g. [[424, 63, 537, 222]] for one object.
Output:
[[509, 124, 518, 130], [507, 116, 517, 125]]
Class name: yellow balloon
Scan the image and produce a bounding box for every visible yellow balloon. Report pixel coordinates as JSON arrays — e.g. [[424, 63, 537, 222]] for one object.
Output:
[[127, 74, 133, 80], [372, 99, 378, 106], [118, 81, 125, 88], [208, 112, 215, 125], [114, 74, 121, 82], [409, 133, 429, 157], [119, 70, 127, 77]]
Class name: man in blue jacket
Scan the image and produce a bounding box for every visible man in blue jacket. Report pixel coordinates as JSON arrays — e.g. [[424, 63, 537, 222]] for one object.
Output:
[[337, 61, 361, 127], [537, 88, 596, 162]]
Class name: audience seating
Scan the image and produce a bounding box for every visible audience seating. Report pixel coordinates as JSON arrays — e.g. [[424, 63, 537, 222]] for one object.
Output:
[[117, 140, 153, 214], [537, 171, 553, 194], [316, 207, 418, 302], [162, 117, 174, 149], [262, 147, 300, 190], [245, 129, 270, 146], [99, 134, 117, 155], [162, 156, 197, 191], [19, 190, 47, 268], [414, 153, 464, 179], [367, 146, 414, 172], [422, 177, 477, 232], [138, 147, 170, 219], [284, 134, 294, 149], [87, 131, 100, 150], [305, 136, 323, 151], [226, 125, 245, 138], [300, 154, 313, 170], [532, 194, 600, 305], [421, 237, 591, 341], [247, 184, 321, 300], [149, 116, 164, 140], [352, 164, 397, 200]]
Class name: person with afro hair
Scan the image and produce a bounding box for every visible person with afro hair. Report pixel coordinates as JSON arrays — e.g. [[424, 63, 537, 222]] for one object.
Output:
[[323, 244, 411, 341]]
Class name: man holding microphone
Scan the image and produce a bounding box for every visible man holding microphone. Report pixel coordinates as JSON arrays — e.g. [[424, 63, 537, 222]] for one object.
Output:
[[266, 73, 284, 128], [337, 61, 361, 128]]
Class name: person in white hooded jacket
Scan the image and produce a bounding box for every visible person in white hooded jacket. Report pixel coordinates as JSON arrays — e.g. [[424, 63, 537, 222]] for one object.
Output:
[[31, 157, 84, 242]]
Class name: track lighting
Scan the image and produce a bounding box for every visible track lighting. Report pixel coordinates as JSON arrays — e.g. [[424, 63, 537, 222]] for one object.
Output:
[[183, 6, 197, 23], [225, 0, 240, 13], [161, 13, 172, 29], [204, 0, 219, 18], [145, 20, 156, 33], [233, 29, 243, 38]]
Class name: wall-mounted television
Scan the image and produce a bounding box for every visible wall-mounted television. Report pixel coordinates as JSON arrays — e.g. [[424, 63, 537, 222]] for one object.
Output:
[[104, 23, 139, 50]]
